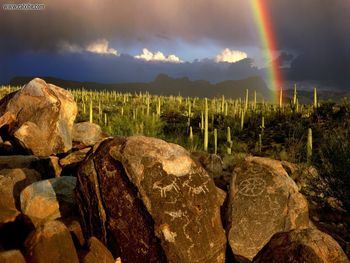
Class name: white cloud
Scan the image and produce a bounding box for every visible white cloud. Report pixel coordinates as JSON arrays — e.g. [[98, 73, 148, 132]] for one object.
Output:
[[86, 39, 119, 56], [59, 39, 119, 56], [135, 48, 183, 63], [59, 41, 83, 53], [215, 48, 247, 63]]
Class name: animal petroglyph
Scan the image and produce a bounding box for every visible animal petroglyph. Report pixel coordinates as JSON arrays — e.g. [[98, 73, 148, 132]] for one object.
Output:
[[238, 177, 266, 197], [165, 210, 185, 221], [182, 179, 210, 197], [153, 178, 180, 198]]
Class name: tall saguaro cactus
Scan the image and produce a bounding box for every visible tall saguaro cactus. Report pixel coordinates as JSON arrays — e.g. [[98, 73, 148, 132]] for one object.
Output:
[[314, 87, 318, 109], [307, 128, 313, 164], [227, 126, 232, 155], [214, 128, 218, 155], [279, 87, 283, 108], [245, 89, 249, 112], [204, 98, 209, 152], [240, 110, 245, 130], [89, 100, 93, 123]]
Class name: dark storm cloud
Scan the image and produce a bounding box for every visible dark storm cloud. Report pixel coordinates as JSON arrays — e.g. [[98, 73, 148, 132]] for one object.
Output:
[[268, 0, 350, 86], [0, 0, 349, 87], [0, 0, 254, 52]]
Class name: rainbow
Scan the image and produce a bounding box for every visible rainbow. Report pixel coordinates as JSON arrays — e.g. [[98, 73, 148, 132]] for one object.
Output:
[[251, 0, 283, 102]]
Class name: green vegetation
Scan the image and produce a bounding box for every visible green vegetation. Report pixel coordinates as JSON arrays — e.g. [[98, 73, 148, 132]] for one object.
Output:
[[1, 85, 349, 210]]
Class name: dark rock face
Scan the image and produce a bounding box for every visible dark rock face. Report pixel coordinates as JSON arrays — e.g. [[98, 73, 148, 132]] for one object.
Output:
[[0, 78, 77, 156], [226, 156, 310, 262], [24, 220, 79, 263], [253, 228, 350, 263], [76, 135, 227, 263]]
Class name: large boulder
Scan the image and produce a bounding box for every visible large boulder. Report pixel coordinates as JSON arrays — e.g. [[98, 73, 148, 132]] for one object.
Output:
[[253, 228, 349, 263], [20, 176, 77, 226], [76, 135, 227, 263], [0, 78, 77, 156], [0, 250, 26, 263], [0, 168, 41, 225], [226, 156, 310, 262], [72, 122, 105, 147], [24, 220, 79, 263]]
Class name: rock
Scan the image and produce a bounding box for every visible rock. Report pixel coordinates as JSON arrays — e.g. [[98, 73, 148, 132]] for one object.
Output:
[[72, 122, 105, 146], [0, 250, 26, 263], [0, 141, 16, 155], [191, 152, 223, 178], [0, 78, 77, 156], [326, 197, 346, 213], [24, 220, 79, 263], [226, 156, 309, 262], [0, 215, 35, 253], [60, 147, 91, 170], [0, 168, 41, 225], [20, 176, 77, 226], [0, 112, 16, 136], [59, 217, 85, 247], [76, 135, 227, 263], [80, 237, 115, 263], [253, 228, 349, 263], [0, 155, 61, 178]]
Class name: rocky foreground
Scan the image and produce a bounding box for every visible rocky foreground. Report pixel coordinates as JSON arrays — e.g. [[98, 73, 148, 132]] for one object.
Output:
[[0, 78, 348, 263]]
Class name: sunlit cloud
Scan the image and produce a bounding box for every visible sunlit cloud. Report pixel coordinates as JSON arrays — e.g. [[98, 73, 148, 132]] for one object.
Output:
[[215, 48, 247, 63], [59, 41, 83, 53], [135, 48, 183, 63], [86, 39, 118, 56]]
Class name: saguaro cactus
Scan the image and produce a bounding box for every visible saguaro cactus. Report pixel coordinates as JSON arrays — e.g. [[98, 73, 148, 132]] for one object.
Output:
[[89, 100, 93, 123], [245, 89, 249, 112], [314, 87, 318, 109], [258, 134, 262, 152], [279, 87, 283, 108], [214, 128, 218, 155], [307, 128, 313, 164], [227, 126, 232, 155], [240, 110, 245, 130], [189, 126, 193, 143], [204, 98, 209, 152]]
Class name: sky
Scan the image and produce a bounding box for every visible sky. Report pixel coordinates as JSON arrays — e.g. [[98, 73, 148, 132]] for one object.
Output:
[[0, 0, 349, 89]]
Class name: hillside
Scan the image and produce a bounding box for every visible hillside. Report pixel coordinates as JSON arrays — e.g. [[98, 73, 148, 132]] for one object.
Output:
[[8, 74, 272, 100]]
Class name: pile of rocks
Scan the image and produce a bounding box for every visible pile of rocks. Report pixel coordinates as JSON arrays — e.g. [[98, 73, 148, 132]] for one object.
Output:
[[0, 78, 348, 263]]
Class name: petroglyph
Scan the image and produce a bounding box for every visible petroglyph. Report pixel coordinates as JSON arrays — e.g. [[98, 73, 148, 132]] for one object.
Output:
[[238, 177, 266, 197], [182, 178, 210, 196], [153, 178, 180, 198], [165, 210, 185, 221]]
